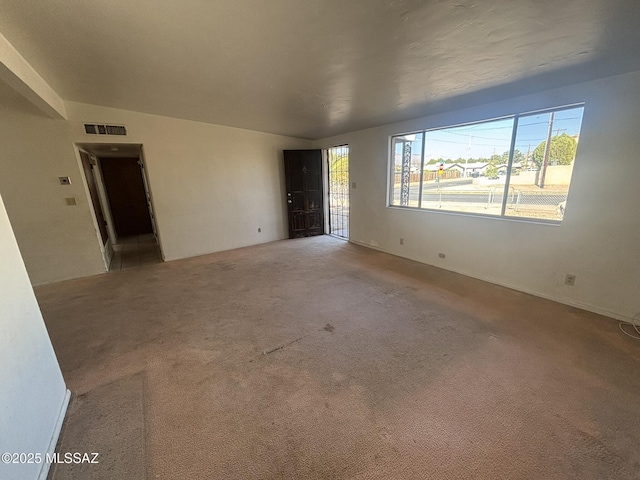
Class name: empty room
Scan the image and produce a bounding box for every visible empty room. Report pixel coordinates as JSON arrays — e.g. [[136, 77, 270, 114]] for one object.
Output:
[[1, 1, 640, 479]]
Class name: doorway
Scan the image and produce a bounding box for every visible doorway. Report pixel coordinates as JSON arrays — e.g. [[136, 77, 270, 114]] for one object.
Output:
[[77, 143, 162, 271], [326, 145, 349, 239], [100, 157, 153, 236]]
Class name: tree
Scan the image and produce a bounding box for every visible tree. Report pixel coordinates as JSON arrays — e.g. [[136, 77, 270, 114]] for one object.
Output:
[[531, 133, 577, 169], [512, 149, 525, 164], [485, 165, 498, 179], [328, 150, 348, 188]]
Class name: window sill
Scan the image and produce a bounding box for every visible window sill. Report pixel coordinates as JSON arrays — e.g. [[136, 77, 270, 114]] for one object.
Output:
[[386, 204, 562, 226]]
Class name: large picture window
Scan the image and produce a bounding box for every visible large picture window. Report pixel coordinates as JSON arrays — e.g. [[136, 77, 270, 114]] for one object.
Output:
[[389, 105, 585, 222]]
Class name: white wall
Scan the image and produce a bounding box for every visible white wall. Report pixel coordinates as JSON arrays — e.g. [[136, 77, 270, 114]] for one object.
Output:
[[0, 87, 311, 284], [0, 193, 69, 480], [66, 102, 312, 261], [313, 71, 640, 322], [0, 85, 107, 285]]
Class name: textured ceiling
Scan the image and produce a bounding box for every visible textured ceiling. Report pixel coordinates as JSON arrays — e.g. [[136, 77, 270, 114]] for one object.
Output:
[[1, 0, 640, 139]]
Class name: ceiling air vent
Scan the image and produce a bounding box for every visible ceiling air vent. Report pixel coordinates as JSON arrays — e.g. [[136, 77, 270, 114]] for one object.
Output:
[[84, 124, 127, 136]]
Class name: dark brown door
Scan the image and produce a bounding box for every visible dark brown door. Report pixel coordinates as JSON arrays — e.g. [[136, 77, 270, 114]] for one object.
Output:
[[284, 149, 324, 238], [100, 157, 153, 237], [79, 151, 109, 245]]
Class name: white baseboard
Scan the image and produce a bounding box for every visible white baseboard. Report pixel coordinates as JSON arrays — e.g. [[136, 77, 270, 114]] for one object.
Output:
[[348, 239, 637, 325], [38, 388, 71, 480]]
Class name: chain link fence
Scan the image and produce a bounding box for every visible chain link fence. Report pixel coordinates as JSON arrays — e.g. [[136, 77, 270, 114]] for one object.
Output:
[[419, 188, 568, 220]]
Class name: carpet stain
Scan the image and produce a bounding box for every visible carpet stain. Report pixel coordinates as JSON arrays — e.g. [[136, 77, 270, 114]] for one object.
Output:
[[36, 236, 640, 480]]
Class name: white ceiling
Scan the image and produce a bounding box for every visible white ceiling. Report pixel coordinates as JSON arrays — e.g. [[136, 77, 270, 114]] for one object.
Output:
[[1, 0, 639, 139]]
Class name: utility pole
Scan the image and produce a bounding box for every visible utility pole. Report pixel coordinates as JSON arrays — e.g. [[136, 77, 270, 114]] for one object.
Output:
[[465, 135, 472, 177], [539, 112, 555, 189]]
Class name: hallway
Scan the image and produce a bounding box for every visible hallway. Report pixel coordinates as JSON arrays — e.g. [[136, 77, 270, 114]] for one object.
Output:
[[109, 234, 161, 272]]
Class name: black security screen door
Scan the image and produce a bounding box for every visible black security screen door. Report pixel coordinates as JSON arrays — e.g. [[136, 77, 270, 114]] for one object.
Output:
[[284, 149, 324, 238], [326, 145, 349, 239]]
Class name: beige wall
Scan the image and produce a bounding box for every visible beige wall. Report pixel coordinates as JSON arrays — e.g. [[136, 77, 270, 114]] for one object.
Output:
[[0, 192, 69, 480], [313, 71, 640, 322], [508, 165, 574, 185], [0, 89, 310, 284], [66, 102, 311, 262], [0, 85, 106, 285]]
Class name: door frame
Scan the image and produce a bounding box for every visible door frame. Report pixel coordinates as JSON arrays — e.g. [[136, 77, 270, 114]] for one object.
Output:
[[323, 144, 350, 240], [75, 147, 114, 270], [136, 146, 163, 257], [87, 153, 118, 245]]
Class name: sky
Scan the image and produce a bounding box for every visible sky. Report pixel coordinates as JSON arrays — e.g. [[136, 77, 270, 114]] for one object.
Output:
[[395, 106, 584, 163]]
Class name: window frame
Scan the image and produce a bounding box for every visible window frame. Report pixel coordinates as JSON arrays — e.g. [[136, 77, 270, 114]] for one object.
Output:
[[387, 103, 585, 225]]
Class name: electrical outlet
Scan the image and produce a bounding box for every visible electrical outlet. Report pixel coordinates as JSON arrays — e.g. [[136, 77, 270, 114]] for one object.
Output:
[[64, 197, 77, 206], [258, 227, 261, 233], [351, 182, 356, 189], [565, 274, 576, 286], [399, 238, 404, 245], [438, 253, 445, 258]]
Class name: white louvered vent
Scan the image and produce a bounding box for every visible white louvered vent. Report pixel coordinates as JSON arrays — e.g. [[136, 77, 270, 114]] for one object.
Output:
[[84, 124, 127, 136]]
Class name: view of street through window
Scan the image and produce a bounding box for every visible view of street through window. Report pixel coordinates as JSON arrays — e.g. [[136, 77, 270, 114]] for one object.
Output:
[[390, 105, 585, 222]]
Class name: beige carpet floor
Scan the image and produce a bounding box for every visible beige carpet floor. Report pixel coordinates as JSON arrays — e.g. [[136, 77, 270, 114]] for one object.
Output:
[[37, 236, 640, 479]]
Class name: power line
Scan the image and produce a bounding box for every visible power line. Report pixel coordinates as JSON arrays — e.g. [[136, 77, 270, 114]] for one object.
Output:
[[448, 116, 582, 133], [427, 138, 512, 147]]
